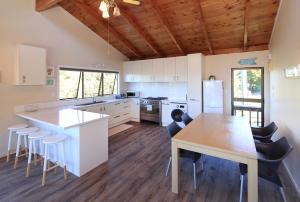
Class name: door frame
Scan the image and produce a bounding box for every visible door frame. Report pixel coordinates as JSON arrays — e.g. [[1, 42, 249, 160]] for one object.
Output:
[[231, 67, 265, 126]]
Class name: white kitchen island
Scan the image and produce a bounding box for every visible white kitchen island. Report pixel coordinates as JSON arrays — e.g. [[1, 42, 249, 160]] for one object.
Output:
[[17, 108, 109, 177]]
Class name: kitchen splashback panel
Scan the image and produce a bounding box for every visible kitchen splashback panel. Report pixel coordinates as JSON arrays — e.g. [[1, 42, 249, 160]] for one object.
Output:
[[126, 83, 187, 99]]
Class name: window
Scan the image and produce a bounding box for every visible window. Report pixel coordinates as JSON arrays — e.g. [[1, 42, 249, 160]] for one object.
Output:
[[59, 68, 119, 100]]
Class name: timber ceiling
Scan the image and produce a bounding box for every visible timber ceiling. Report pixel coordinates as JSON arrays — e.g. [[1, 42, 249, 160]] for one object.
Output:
[[36, 0, 279, 60]]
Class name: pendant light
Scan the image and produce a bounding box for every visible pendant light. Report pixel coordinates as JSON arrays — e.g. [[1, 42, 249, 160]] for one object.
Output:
[[113, 6, 120, 16], [99, 1, 107, 12], [102, 10, 110, 18]]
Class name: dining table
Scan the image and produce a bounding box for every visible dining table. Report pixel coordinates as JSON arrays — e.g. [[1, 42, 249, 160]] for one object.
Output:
[[171, 113, 258, 202]]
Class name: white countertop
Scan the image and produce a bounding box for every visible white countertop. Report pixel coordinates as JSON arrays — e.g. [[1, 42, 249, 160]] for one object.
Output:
[[17, 108, 109, 129], [163, 99, 187, 104]]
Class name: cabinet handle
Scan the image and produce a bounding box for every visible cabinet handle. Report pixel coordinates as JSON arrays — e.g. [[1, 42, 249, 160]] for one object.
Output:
[[114, 115, 120, 118], [190, 99, 198, 101], [123, 113, 130, 116], [22, 76, 26, 83]]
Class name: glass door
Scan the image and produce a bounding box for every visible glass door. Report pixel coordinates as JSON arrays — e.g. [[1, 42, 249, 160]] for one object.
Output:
[[231, 67, 264, 127]]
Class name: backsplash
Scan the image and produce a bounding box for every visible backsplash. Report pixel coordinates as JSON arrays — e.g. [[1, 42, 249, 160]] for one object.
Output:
[[125, 82, 187, 99]]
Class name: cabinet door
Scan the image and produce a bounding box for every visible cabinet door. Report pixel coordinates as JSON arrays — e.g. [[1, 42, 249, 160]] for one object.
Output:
[[175, 56, 188, 82], [152, 58, 164, 82], [130, 99, 140, 120], [141, 60, 153, 82], [16, 45, 46, 85], [163, 57, 176, 82], [123, 61, 133, 82], [131, 60, 142, 82]]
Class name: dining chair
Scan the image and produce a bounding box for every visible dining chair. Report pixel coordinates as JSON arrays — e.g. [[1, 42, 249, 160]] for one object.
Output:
[[181, 113, 193, 125], [251, 122, 278, 143], [239, 137, 293, 202], [165, 121, 203, 190]]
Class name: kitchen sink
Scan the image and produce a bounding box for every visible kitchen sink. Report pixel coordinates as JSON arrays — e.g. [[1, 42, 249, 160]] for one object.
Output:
[[76, 100, 107, 106]]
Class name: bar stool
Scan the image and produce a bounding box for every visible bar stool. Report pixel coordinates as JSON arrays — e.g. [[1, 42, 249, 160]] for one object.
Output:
[[14, 127, 39, 168], [26, 131, 51, 177], [7, 123, 28, 162], [42, 135, 68, 186]]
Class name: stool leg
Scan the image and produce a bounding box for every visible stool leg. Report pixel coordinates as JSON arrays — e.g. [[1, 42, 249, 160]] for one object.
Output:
[[7, 130, 13, 162], [61, 142, 67, 181], [42, 144, 48, 187], [54, 144, 58, 175], [40, 139, 44, 166], [24, 135, 28, 157], [33, 140, 37, 166], [14, 134, 21, 169], [26, 139, 33, 177]]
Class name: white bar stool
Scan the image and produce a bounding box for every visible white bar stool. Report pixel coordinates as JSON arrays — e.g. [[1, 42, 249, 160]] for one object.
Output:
[[42, 135, 68, 187], [7, 123, 28, 162], [26, 131, 51, 177], [14, 127, 39, 168]]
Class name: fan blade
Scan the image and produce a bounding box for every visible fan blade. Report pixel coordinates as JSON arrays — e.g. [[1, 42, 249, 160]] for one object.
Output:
[[123, 0, 140, 5]]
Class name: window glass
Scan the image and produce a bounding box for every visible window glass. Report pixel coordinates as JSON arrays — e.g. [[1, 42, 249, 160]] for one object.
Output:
[[59, 70, 81, 99], [84, 72, 102, 98], [59, 68, 119, 99]]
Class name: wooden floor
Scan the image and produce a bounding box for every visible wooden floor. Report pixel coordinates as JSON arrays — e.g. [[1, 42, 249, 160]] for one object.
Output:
[[0, 122, 299, 202]]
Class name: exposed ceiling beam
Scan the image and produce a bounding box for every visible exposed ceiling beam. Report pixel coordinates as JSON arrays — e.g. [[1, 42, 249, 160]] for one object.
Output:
[[194, 0, 214, 55], [210, 44, 269, 55], [243, 0, 250, 51], [74, 0, 143, 58], [36, 0, 63, 12], [150, 0, 185, 55], [119, 6, 164, 57]]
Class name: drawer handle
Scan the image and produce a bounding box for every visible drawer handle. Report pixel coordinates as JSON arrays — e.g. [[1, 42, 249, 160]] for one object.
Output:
[[123, 113, 130, 116], [114, 115, 120, 118]]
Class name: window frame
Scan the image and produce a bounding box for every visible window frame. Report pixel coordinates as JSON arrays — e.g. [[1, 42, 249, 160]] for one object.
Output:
[[58, 67, 119, 100]]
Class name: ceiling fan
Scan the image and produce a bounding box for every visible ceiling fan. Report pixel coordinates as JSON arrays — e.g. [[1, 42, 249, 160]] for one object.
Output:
[[99, 0, 140, 18]]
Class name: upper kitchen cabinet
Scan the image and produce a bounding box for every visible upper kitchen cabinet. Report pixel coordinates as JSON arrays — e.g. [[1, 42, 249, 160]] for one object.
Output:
[[152, 58, 164, 82], [163, 57, 176, 82], [175, 56, 188, 82], [14, 45, 46, 85], [123, 60, 141, 82], [141, 59, 153, 82]]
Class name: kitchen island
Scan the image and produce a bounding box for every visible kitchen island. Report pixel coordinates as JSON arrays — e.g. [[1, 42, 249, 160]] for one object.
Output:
[[17, 108, 109, 177]]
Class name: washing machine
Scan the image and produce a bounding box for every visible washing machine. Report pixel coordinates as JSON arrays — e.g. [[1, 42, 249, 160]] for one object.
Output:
[[162, 101, 188, 126]]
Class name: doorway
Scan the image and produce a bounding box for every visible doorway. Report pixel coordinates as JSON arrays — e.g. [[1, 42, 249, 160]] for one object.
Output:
[[231, 67, 264, 127]]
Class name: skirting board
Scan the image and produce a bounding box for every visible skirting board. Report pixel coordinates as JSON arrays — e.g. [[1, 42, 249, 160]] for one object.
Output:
[[283, 160, 300, 198]]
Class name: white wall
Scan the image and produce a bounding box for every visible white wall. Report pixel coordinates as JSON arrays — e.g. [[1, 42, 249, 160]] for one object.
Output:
[[204, 51, 270, 123], [126, 82, 187, 99], [0, 0, 127, 157], [269, 0, 300, 193]]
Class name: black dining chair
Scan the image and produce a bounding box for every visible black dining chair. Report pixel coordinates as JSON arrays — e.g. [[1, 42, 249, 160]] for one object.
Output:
[[181, 113, 193, 125], [239, 137, 293, 202], [251, 122, 278, 143], [165, 121, 202, 189], [171, 109, 184, 122]]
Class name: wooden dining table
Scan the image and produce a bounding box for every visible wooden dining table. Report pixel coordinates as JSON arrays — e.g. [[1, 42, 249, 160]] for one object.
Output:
[[171, 114, 258, 202]]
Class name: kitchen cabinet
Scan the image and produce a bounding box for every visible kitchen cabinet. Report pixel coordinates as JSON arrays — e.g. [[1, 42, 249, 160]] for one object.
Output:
[[15, 45, 46, 85], [163, 57, 176, 82], [123, 60, 141, 82], [130, 98, 140, 121], [141, 60, 153, 82], [187, 53, 203, 118], [175, 56, 188, 82], [152, 58, 164, 82]]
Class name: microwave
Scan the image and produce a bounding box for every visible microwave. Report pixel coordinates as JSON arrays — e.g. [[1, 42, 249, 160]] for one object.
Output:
[[126, 91, 140, 98]]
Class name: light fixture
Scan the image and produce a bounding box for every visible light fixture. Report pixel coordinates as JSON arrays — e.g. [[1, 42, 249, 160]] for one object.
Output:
[[99, 1, 107, 12], [102, 10, 110, 18], [113, 6, 120, 16]]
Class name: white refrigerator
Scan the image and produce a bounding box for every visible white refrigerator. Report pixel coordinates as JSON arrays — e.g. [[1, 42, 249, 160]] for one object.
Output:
[[203, 80, 224, 114]]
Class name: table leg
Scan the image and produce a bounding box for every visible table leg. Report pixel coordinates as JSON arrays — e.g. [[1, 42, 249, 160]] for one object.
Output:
[[247, 159, 258, 202], [171, 141, 180, 194]]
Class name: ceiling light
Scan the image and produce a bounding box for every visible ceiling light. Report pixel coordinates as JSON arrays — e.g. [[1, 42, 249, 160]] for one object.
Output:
[[99, 1, 107, 12], [102, 10, 110, 18], [113, 6, 120, 16]]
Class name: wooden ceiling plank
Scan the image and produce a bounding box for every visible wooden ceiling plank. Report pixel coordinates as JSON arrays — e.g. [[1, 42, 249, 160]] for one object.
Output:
[[119, 6, 164, 57], [243, 0, 250, 51], [36, 0, 63, 11], [73, 0, 143, 58], [150, 0, 185, 55], [194, 0, 214, 55]]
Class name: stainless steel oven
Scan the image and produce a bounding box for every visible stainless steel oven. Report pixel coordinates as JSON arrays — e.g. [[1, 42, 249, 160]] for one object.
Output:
[[140, 97, 168, 125]]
